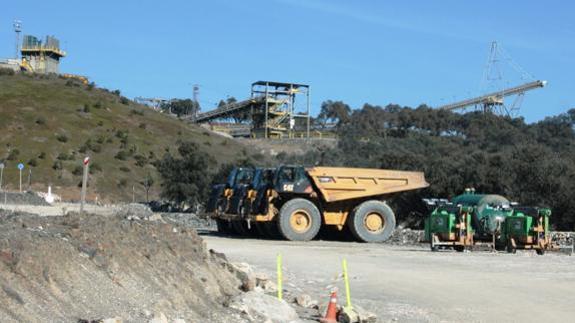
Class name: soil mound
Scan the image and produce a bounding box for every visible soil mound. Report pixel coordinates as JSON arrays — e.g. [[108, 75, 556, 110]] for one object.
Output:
[[0, 210, 241, 322]]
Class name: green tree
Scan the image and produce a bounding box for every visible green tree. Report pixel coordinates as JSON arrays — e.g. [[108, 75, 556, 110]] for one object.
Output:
[[161, 99, 200, 117], [154, 141, 214, 207], [317, 100, 351, 127]]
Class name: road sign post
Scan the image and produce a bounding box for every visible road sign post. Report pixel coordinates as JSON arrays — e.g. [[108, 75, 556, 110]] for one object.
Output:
[[80, 157, 90, 214], [0, 163, 4, 191], [17, 163, 24, 192]]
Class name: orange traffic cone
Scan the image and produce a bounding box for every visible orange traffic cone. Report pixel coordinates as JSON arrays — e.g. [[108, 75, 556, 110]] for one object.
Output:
[[319, 290, 339, 323]]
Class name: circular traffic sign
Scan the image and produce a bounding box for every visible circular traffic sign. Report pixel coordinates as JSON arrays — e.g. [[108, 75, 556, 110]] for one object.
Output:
[[83, 157, 90, 165], [0, 163, 4, 169], [17, 163, 24, 170]]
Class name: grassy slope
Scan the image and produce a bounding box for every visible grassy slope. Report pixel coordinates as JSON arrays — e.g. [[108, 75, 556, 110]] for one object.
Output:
[[0, 74, 249, 202]]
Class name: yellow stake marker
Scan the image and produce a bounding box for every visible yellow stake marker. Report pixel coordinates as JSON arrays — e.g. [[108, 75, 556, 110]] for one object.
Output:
[[342, 258, 352, 310], [277, 253, 283, 300]]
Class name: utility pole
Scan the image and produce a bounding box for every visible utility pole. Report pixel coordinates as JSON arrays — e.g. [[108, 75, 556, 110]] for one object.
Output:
[[80, 157, 90, 214], [193, 84, 200, 118], [13, 20, 22, 59]]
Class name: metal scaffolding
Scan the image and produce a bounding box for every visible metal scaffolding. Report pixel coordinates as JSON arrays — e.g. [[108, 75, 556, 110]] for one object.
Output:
[[193, 81, 311, 139]]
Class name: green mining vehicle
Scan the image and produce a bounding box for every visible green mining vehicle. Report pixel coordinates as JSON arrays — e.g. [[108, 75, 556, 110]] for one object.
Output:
[[425, 202, 474, 252], [505, 207, 552, 255], [424, 189, 552, 255]]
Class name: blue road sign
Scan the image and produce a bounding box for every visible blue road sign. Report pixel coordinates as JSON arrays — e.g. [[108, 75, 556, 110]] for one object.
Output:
[[17, 163, 24, 170]]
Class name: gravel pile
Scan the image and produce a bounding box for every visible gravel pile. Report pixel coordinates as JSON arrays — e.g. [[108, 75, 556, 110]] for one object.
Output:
[[552, 232, 574, 246], [161, 213, 216, 232], [387, 228, 424, 245], [115, 203, 154, 220], [0, 191, 49, 206]]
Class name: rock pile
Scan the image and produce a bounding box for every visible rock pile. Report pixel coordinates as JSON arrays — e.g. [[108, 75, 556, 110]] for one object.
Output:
[[387, 228, 424, 245]]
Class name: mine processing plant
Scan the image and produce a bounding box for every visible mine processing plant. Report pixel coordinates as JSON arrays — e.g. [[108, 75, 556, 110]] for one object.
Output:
[[20, 35, 66, 74], [191, 81, 311, 139]]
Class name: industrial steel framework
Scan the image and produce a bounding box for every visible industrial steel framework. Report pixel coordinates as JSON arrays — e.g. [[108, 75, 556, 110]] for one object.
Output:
[[193, 81, 311, 139], [436, 41, 546, 115]]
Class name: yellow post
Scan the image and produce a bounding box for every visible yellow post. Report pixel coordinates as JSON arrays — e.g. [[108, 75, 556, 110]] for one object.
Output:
[[277, 253, 283, 300], [342, 258, 352, 310]]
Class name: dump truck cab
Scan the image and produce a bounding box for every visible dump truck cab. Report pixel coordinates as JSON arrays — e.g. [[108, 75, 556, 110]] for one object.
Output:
[[273, 165, 313, 195]]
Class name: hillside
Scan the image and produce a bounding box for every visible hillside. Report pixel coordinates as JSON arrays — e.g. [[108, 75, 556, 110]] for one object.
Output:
[[0, 74, 250, 202]]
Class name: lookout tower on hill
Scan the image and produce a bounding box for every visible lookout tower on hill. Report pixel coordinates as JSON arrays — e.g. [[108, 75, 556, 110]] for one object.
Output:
[[20, 35, 66, 74]]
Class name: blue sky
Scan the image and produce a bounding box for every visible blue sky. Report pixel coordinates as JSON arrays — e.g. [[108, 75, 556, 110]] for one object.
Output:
[[1, 0, 573, 122]]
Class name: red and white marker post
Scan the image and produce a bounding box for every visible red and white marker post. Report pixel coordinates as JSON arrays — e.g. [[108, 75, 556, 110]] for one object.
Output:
[[80, 157, 90, 214]]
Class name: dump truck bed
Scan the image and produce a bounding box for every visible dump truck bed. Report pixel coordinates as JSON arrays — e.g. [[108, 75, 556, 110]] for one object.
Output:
[[306, 167, 429, 202]]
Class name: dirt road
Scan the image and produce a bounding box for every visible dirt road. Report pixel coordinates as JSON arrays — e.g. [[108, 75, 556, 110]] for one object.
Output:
[[203, 234, 575, 323]]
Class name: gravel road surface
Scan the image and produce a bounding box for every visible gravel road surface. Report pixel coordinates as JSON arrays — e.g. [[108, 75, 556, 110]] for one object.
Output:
[[203, 235, 575, 323]]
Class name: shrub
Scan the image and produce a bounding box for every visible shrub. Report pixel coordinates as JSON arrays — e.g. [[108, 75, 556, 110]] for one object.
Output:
[[97, 120, 104, 127], [83, 104, 91, 113], [89, 162, 102, 174], [38, 152, 46, 159], [57, 152, 72, 160], [203, 141, 211, 146], [120, 97, 130, 105], [35, 116, 47, 125], [119, 166, 131, 172], [96, 136, 105, 144], [93, 101, 102, 109], [52, 160, 62, 170], [72, 165, 83, 176], [27, 158, 37, 167], [115, 130, 129, 139], [87, 82, 95, 90], [134, 154, 148, 167], [130, 109, 144, 116], [7, 149, 19, 160], [56, 134, 68, 143], [118, 178, 128, 188], [138, 122, 146, 129], [113, 89, 121, 96], [90, 144, 102, 153], [114, 150, 129, 160]]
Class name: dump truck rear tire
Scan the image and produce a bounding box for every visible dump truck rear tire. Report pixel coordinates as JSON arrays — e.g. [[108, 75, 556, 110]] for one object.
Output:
[[349, 200, 395, 243], [278, 198, 321, 241], [216, 219, 233, 235], [232, 220, 252, 237]]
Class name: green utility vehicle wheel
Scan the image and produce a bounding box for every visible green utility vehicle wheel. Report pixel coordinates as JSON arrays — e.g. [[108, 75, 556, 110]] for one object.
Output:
[[349, 200, 396, 243], [454, 245, 465, 252], [536, 249, 545, 256], [278, 198, 321, 241], [506, 241, 517, 254]]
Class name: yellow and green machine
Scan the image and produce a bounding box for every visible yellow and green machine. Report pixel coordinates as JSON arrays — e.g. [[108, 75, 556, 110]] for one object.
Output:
[[424, 189, 552, 255]]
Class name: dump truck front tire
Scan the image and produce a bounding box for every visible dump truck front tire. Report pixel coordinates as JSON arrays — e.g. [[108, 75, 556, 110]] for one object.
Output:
[[278, 198, 321, 241], [349, 200, 396, 243]]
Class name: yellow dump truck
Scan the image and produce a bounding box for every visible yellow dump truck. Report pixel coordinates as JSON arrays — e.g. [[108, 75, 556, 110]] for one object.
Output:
[[207, 165, 429, 242]]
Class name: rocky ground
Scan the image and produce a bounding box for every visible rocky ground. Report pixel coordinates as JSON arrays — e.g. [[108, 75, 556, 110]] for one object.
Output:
[[0, 206, 352, 323]]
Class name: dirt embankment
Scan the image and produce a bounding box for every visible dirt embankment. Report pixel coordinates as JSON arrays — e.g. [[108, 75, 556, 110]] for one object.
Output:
[[0, 211, 242, 322]]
